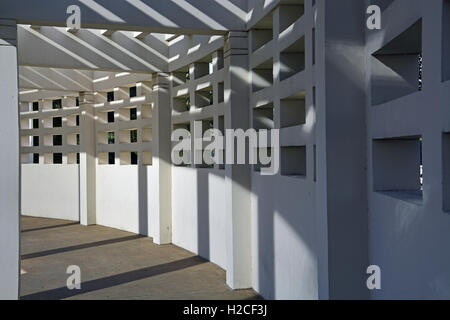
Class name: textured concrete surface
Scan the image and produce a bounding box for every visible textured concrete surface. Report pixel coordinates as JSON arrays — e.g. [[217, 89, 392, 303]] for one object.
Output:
[[20, 216, 260, 300]]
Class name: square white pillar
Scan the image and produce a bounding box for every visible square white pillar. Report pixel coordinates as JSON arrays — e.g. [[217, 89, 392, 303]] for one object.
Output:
[[0, 19, 20, 300]]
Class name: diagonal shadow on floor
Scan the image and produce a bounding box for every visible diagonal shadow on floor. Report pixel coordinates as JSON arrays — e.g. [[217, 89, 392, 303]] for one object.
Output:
[[21, 256, 207, 300], [21, 222, 79, 233], [22, 235, 143, 260]]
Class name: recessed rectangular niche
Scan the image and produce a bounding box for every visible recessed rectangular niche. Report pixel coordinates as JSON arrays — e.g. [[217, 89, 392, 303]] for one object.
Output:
[[143, 151, 153, 166], [252, 58, 273, 92], [279, 3, 305, 34], [142, 104, 152, 119], [53, 135, 63, 146], [53, 117, 62, 128], [99, 152, 116, 165], [67, 133, 78, 146], [172, 67, 190, 87], [118, 107, 135, 122], [142, 127, 152, 142], [119, 129, 137, 144], [33, 118, 39, 129], [280, 90, 306, 128], [66, 114, 78, 127], [371, 19, 422, 105], [52, 99, 62, 110], [253, 103, 274, 131], [53, 153, 63, 164], [281, 146, 307, 178], [373, 136, 423, 204], [280, 36, 305, 81], [173, 94, 190, 113], [195, 86, 213, 108], [21, 136, 31, 147], [218, 82, 224, 103], [251, 11, 273, 52], [67, 153, 79, 165], [120, 152, 138, 165], [21, 153, 32, 164], [193, 60, 211, 79]]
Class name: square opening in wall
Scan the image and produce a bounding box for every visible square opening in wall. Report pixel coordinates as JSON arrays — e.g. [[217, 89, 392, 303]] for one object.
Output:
[[218, 82, 224, 103], [67, 133, 78, 146], [53, 117, 62, 128], [281, 146, 307, 178], [172, 67, 190, 87], [195, 86, 213, 108], [142, 104, 152, 119], [53, 135, 63, 146], [66, 114, 78, 127], [193, 59, 212, 79], [53, 153, 63, 164], [373, 136, 423, 204], [20, 136, 31, 147], [143, 151, 152, 166], [279, 2, 305, 34], [143, 127, 152, 142], [280, 36, 305, 81], [371, 19, 422, 105], [130, 108, 137, 121], [253, 103, 274, 131], [32, 101, 39, 111], [252, 58, 273, 92], [130, 129, 138, 143], [33, 136, 39, 147], [33, 118, 39, 129], [68, 153, 78, 165], [33, 153, 39, 164], [251, 11, 273, 52], [119, 152, 138, 165], [107, 91, 115, 102], [52, 99, 62, 110], [129, 86, 137, 98], [280, 90, 306, 128], [108, 111, 115, 123], [173, 93, 190, 113]]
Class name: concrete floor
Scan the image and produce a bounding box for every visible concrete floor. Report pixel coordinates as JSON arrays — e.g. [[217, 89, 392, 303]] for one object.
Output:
[[20, 216, 260, 300]]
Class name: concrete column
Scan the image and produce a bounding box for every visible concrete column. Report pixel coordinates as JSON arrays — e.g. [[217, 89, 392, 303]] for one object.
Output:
[[79, 92, 96, 226], [315, 0, 369, 299], [224, 31, 252, 289], [0, 19, 20, 300], [150, 73, 172, 245]]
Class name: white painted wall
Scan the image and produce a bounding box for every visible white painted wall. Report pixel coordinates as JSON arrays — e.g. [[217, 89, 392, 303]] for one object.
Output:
[[251, 174, 318, 300], [21, 164, 80, 221], [96, 165, 141, 234], [172, 167, 227, 270]]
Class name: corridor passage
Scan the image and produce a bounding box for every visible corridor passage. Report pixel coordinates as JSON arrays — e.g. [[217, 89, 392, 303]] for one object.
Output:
[[20, 216, 260, 300]]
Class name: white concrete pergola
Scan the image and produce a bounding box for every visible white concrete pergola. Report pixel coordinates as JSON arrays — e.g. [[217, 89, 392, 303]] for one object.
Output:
[[3, 0, 446, 301]]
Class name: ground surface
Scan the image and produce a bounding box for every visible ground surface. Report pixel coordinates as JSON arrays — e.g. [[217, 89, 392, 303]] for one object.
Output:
[[20, 216, 260, 300]]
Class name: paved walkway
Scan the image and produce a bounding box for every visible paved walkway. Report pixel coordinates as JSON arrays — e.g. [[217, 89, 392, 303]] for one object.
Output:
[[20, 216, 260, 300]]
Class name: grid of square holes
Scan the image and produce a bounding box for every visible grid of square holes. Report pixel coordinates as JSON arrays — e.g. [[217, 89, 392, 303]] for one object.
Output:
[[250, 0, 316, 180], [171, 46, 226, 169], [20, 96, 81, 165], [95, 83, 153, 166], [368, 0, 449, 209]]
